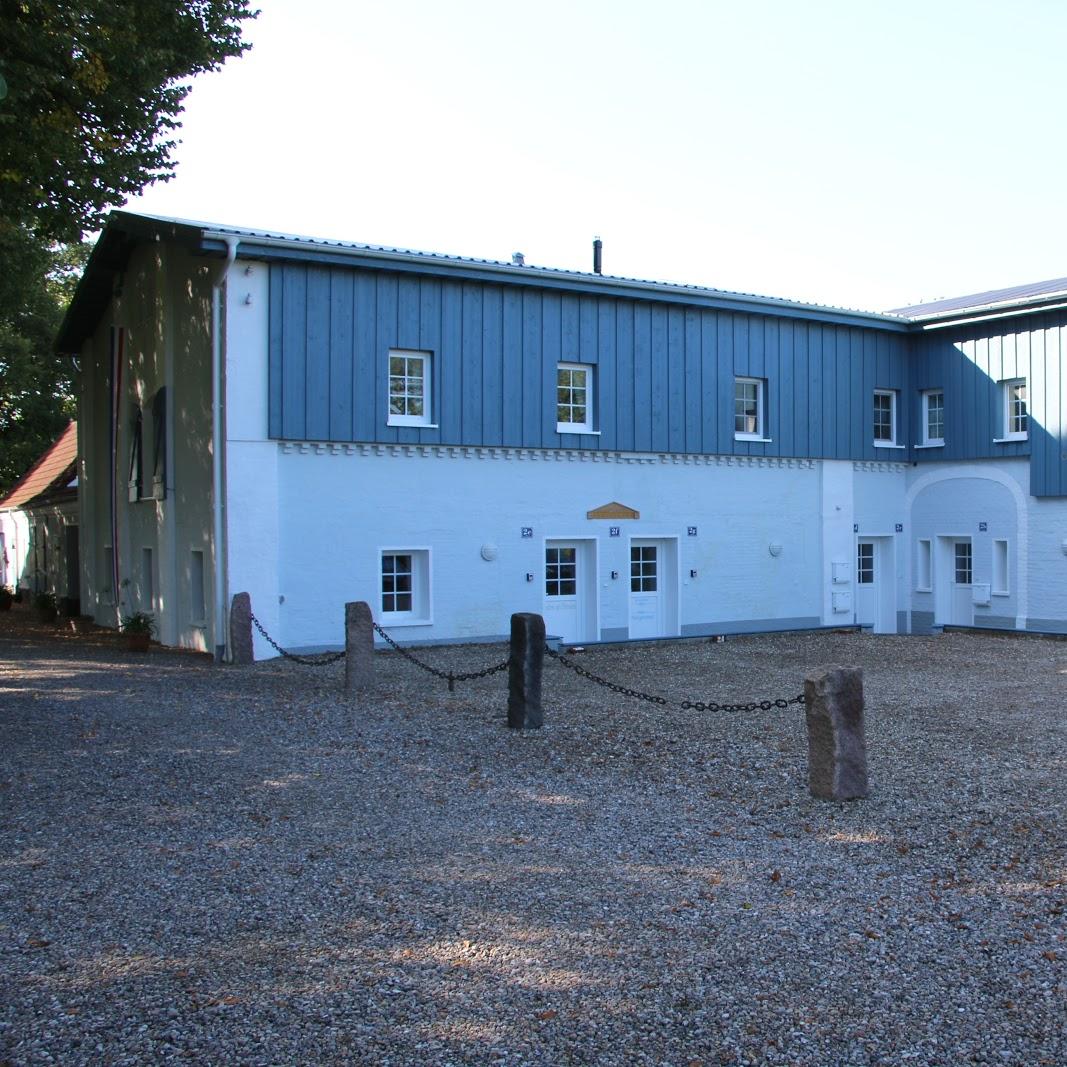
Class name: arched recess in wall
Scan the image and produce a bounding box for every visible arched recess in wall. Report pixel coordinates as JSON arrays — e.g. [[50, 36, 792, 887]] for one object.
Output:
[[905, 465, 1028, 629]]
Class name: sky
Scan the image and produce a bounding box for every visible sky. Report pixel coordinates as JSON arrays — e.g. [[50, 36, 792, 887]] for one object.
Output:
[[124, 0, 1067, 314]]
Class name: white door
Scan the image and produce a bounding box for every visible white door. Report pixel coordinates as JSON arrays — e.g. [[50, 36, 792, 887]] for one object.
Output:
[[544, 542, 583, 644], [950, 539, 973, 625], [629, 539, 677, 639], [856, 538, 895, 633]]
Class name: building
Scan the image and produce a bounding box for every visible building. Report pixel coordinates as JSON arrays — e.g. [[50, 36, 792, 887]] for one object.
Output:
[[0, 421, 80, 613], [55, 211, 1067, 658]]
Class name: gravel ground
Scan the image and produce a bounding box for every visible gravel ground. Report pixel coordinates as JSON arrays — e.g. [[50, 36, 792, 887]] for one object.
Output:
[[0, 610, 1065, 1067]]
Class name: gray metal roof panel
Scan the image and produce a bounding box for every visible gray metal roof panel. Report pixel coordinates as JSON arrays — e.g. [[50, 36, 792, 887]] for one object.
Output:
[[889, 277, 1067, 319]]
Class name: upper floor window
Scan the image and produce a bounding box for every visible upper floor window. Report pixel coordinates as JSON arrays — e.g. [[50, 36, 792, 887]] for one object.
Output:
[[556, 363, 594, 433], [1001, 378, 1027, 441], [873, 389, 898, 446], [921, 389, 944, 446], [734, 377, 766, 440], [388, 350, 433, 427]]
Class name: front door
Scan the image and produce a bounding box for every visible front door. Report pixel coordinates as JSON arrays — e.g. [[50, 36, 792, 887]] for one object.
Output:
[[950, 539, 973, 625], [543, 541, 594, 644], [855, 538, 895, 633], [628, 538, 677, 639]]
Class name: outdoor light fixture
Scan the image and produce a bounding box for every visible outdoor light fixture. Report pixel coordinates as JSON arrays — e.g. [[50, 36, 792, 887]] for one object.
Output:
[[525, 572, 534, 582], [769, 543, 783, 557], [611, 570, 619, 579], [690, 569, 697, 578]]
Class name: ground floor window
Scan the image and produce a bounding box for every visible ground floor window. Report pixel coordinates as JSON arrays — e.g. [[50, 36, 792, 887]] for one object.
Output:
[[545, 546, 577, 597], [380, 549, 431, 623], [631, 545, 657, 592], [954, 542, 972, 585], [857, 543, 874, 584]]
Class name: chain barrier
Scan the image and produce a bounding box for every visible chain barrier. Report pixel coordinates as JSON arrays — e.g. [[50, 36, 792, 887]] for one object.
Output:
[[372, 621, 510, 692], [250, 613, 347, 666], [544, 645, 806, 713]]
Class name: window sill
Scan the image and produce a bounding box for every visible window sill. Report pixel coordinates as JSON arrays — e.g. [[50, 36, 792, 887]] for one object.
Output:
[[914, 442, 944, 449], [873, 442, 906, 449], [388, 421, 439, 429], [992, 590, 1010, 597], [915, 586, 932, 593], [379, 616, 433, 628], [993, 435, 1027, 444], [734, 434, 773, 443], [556, 427, 601, 436]]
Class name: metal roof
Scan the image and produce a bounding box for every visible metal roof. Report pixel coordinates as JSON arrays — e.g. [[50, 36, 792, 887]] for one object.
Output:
[[56, 210, 915, 351], [888, 277, 1067, 322]]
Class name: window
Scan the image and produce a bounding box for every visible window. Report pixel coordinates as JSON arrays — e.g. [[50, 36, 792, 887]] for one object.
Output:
[[128, 407, 143, 501], [380, 549, 430, 623], [630, 545, 657, 592], [388, 350, 432, 427], [873, 389, 898, 446], [556, 363, 594, 433], [190, 549, 206, 623], [954, 542, 972, 585], [916, 539, 932, 591], [1000, 379, 1028, 441], [921, 389, 944, 446], [734, 377, 766, 440], [856, 543, 874, 585], [545, 547, 577, 596], [992, 539, 1009, 595]]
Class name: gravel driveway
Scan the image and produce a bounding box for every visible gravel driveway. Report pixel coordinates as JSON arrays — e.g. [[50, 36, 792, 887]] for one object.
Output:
[[1, 612, 1065, 1066]]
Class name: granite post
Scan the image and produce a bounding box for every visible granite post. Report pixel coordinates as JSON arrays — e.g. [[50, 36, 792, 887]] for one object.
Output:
[[507, 612, 544, 730], [344, 601, 375, 697], [229, 592, 253, 665], [804, 666, 868, 800]]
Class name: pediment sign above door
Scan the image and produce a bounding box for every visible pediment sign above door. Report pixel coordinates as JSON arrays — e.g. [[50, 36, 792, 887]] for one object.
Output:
[[586, 501, 640, 520]]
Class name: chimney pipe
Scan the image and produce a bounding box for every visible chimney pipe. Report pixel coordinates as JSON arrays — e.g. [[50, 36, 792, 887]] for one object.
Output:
[[593, 236, 603, 275], [511, 252, 525, 266]]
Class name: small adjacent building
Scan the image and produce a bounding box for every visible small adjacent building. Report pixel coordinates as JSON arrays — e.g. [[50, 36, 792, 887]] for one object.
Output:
[[54, 211, 1067, 658], [0, 421, 80, 613]]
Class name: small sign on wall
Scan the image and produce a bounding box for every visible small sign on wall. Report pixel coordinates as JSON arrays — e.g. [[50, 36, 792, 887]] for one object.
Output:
[[979, 521, 988, 532], [687, 526, 697, 537], [895, 523, 903, 533], [521, 527, 533, 539], [609, 526, 620, 537]]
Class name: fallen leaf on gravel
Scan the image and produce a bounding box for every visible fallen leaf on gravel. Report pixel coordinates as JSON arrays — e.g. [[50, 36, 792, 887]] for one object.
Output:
[[770, 870, 782, 883], [1041, 951, 1058, 961], [536, 1010, 557, 1021], [24, 937, 50, 948]]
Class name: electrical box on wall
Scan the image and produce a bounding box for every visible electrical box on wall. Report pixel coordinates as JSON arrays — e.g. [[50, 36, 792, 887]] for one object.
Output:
[[832, 591, 852, 613], [832, 562, 851, 584], [971, 583, 991, 607]]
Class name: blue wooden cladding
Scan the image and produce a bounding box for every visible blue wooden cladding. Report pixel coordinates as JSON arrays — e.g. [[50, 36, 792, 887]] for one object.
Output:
[[267, 262, 1067, 495]]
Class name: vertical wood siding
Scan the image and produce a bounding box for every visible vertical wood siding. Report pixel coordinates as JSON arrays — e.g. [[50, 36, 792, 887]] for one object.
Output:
[[913, 313, 1067, 497], [268, 262, 927, 463]]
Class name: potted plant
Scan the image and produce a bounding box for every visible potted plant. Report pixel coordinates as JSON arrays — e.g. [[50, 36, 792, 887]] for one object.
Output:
[[0, 588, 12, 612], [33, 591, 57, 624], [120, 611, 155, 652]]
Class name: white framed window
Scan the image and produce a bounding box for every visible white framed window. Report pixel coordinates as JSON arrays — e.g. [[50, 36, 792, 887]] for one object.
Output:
[[856, 543, 874, 585], [380, 548, 431, 625], [921, 389, 944, 446], [388, 350, 433, 427], [873, 389, 898, 446], [954, 542, 972, 585], [998, 378, 1028, 441], [916, 539, 932, 591], [734, 377, 766, 440], [556, 363, 594, 433], [992, 539, 1009, 595]]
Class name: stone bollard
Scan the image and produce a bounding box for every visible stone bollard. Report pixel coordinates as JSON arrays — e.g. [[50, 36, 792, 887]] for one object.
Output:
[[229, 592, 254, 665], [507, 612, 545, 730], [804, 666, 868, 800], [344, 601, 375, 697]]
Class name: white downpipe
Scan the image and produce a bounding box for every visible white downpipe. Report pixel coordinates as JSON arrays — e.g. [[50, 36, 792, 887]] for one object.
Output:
[[211, 237, 239, 661]]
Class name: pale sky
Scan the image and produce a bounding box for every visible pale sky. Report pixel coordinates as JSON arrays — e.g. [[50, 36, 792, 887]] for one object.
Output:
[[125, 0, 1067, 313]]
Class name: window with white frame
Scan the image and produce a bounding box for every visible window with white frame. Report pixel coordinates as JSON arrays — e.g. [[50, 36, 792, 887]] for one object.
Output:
[[734, 377, 765, 439], [921, 389, 944, 446], [380, 549, 431, 623], [954, 542, 972, 585], [856, 543, 874, 585], [388, 350, 432, 426], [992, 539, 1009, 595], [556, 363, 594, 433], [873, 389, 898, 445], [1001, 378, 1028, 441], [916, 539, 932, 591]]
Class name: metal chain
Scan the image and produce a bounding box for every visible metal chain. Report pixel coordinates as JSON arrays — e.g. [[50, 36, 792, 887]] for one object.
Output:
[[545, 645, 806, 712], [372, 621, 510, 691], [250, 613, 347, 666]]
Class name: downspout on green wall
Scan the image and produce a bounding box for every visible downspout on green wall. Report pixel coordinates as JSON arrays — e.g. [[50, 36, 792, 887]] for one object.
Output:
[[211, 237, 239, 662]]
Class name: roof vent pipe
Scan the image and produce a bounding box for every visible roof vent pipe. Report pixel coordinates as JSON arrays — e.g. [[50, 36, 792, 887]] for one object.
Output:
[[593, 236, 602, 275], [512, 252, 525, 266]]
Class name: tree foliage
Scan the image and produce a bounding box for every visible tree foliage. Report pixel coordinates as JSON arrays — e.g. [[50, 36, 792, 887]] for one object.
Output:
[[0, 1, 255, 493]]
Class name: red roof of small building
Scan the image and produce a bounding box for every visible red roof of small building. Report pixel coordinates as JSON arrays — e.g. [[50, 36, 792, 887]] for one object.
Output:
[[0, 421, 78, 510]]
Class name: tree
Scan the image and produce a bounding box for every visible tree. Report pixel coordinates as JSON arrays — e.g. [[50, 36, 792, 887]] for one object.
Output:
[[0, 0, 256, 244], [0, 1, 256, 493]]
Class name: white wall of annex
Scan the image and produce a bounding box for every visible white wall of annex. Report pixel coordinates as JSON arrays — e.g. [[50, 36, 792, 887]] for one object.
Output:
[[270, 449, 824, 652]]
